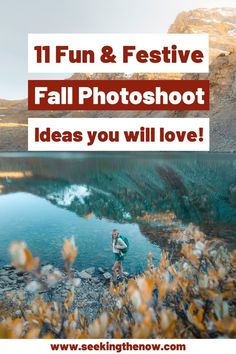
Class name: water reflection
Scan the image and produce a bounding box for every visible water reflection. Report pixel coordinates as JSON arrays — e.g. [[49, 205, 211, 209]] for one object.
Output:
[[0, 192, 161, 272], [0, 152, 235, 270]]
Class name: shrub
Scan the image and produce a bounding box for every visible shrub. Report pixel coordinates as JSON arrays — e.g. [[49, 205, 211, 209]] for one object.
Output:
[[0, 225, 235, 338]]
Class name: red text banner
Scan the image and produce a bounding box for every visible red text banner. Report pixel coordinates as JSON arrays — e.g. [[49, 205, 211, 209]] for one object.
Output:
[[28, 80, 209, 111]]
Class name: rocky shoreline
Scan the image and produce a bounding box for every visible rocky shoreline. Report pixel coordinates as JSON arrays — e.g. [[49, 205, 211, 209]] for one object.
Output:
[[0, 264, 114, 321]]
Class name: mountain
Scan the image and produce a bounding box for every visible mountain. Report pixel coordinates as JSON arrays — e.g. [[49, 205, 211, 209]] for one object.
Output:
[[0, 7, 236, 151], [169, 8, 236, 60], [181, 52, 236, 151], [0, 99, 25, 110]]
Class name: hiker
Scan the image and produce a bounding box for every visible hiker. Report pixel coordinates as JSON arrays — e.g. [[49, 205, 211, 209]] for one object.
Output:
[[112, 229, 129, 279]]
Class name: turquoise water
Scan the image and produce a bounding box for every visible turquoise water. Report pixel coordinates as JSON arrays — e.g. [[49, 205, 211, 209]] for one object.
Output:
[[0, 192, 161, 273], [0, 152, 235, 272]]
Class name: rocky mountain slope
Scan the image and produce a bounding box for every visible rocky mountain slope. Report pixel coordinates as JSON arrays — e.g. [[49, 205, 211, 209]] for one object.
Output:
[[169, 8, 236, 60], [181, 52, 236, 151]]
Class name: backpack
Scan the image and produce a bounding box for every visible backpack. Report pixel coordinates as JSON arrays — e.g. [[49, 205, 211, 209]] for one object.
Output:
[[118, 235, 129, 254]]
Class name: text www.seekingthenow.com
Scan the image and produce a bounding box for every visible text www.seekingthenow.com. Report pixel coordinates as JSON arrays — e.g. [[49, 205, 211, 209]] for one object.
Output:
[[50, 342, 186, 352]]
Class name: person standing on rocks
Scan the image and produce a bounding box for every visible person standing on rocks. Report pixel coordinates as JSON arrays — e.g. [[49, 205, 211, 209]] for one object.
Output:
[[112, 229, 129, 279]]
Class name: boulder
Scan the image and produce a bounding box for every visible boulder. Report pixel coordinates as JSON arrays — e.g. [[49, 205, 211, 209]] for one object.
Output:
[[98, 267, 105, 273], [41, 265, 53, 275], [14, 310, 22, 317], [92, 277, 100, 284], [1, 276, 10, 283], [103, 272, 112, 280], [3, 265, 14, 270], [64, 280, 72, 290], [72, 278, 82, 287], [84, 267, 96, 275], [77, 270, 92, 280], [25, 281, 41, 293]]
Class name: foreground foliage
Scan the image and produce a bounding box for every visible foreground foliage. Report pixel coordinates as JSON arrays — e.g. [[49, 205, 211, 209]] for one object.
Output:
[[0, 225, 235, 338]]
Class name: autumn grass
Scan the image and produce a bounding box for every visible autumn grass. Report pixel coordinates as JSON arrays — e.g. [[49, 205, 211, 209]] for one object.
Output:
[[0, 123, 28, 127], [0, 225, 235, 339]]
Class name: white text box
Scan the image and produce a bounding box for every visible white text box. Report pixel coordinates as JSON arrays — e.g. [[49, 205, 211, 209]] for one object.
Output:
[[28, 34, 209, 73]]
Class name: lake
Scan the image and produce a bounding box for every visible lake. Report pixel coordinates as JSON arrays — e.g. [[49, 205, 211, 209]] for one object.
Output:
[[0, 152, 235, 273]]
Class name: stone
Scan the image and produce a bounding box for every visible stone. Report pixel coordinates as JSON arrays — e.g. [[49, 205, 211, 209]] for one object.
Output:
[[123, 271, 129, 277], [1, 276, 10, 283], [84, 267, 95, 275], [64, 281, 72, 290], [103, 272, 112, 280], [15, 310, 21, 317], [16, 272, 25, 277], [25, 281, 41, 293], [2, 287, 13, 292], [98, 267, 105, 273], [72, 278, 81, 287], [16, 277, 23, 283], [92, 277, 100, 284], [41, 265, 53, 275], [3, 265, 14, 271], [89, 291, 99, 300], [77, 271, 92, 280]]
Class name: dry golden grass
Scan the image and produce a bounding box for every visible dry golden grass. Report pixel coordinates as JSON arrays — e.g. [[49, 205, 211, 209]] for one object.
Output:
[[0, 123, 27, 127], [0, 225, 235, 339]]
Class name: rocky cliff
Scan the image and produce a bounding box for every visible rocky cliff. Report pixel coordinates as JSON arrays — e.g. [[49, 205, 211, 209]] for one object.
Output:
[[169, 8, 236, 60], [181, 52, 236, 151]]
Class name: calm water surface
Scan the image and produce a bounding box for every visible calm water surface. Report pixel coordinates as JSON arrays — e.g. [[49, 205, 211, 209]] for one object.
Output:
[[0, 152, 235, 272]]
